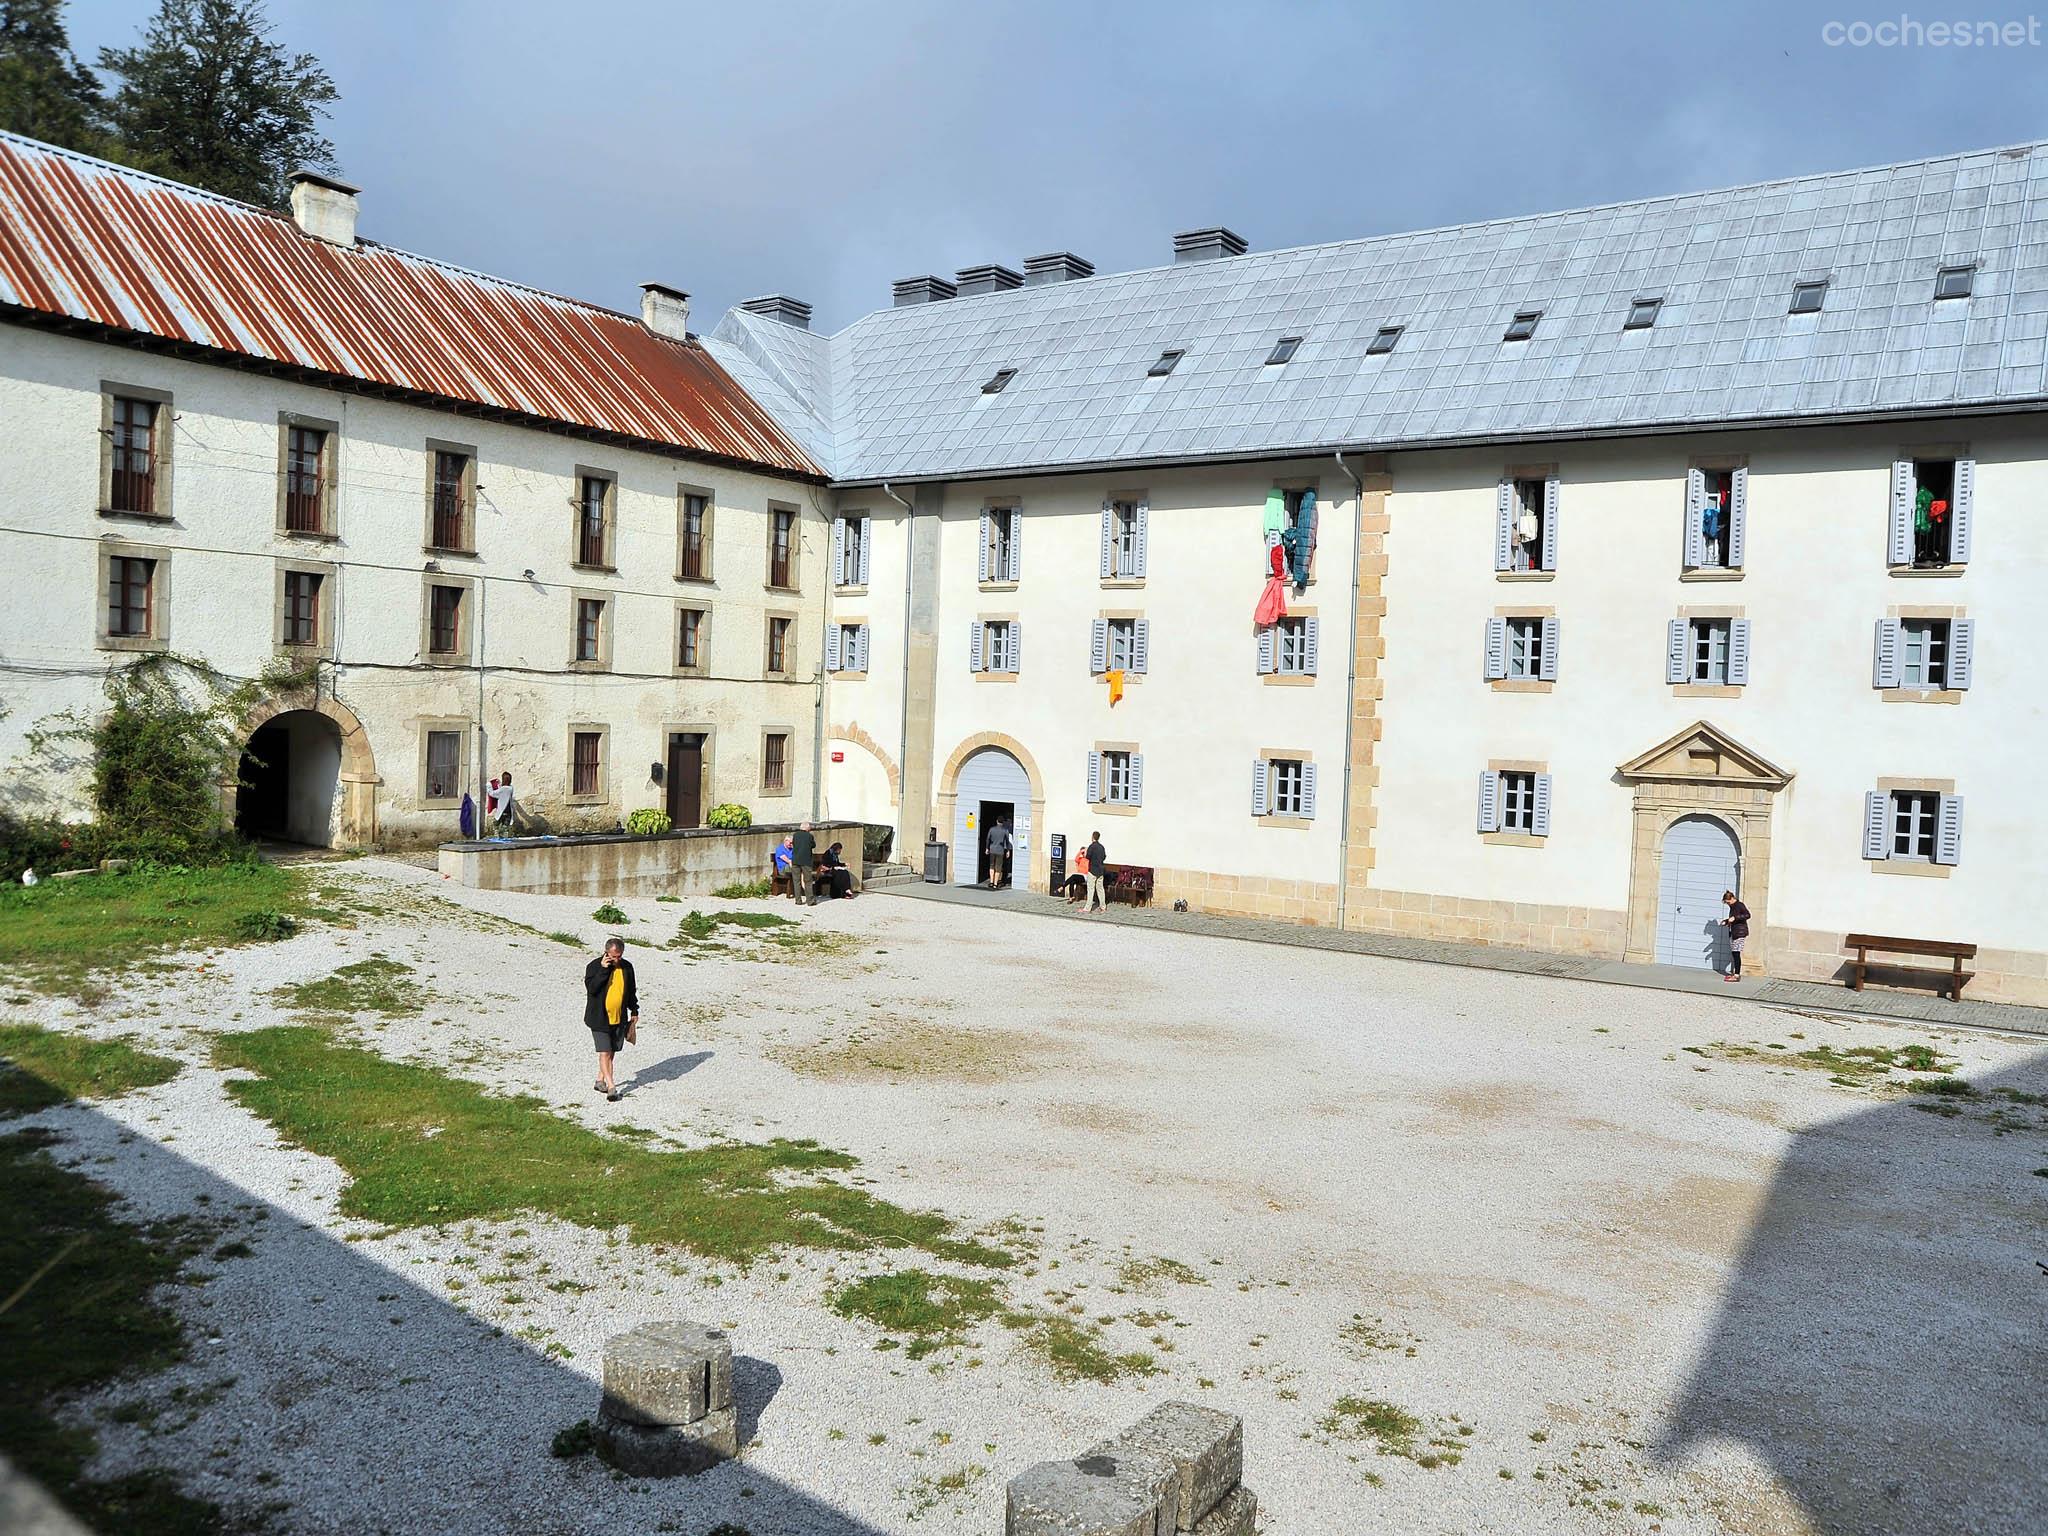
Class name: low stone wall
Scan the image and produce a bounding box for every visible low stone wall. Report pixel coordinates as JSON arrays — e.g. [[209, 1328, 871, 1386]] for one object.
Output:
[[437, 821, 861, 898]]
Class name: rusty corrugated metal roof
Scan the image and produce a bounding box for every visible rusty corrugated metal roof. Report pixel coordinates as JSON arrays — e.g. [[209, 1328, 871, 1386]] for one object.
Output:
[[0, 131, 823, 478]]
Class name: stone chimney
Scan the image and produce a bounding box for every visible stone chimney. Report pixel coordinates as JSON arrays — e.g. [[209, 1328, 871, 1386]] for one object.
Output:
[[1172, 226, 1248, 263], [639, 283, 691, 341], [738, 295, 813, 330], [1023, 251, 1094, 286], [288, 171, 360, 247], [891, 275, 957, 307], [955, 263, 1023, 297]]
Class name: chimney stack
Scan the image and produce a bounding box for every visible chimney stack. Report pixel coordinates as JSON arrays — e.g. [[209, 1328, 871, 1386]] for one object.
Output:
[[639, 282, 691, 341], [891, 274, 957, 307], [954, 263, 1023, 297], [1023, 251, 1095, 286], [288, 171, 360, 247], [1172, 226, 1248, 264], [738, 295, 813, 330]]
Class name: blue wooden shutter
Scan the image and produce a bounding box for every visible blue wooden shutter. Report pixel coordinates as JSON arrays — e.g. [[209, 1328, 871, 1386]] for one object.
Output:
[[978, 510, 991, 583], [856, 518, 871, 585], [1540, 477, 1560, 570], [1950, 458, 1974, 563], [1251, 758, 1269, 816], [1666, 619, 1687, 684], [1862, 791, 1889, 861], [1304, 617, 1320, 676], [1728, 467, 1748, 568], [1532, 773, 1553, 837], [1727, 619, 1752, 687], [1888, 460, 1914, 565], [1935, 794, 1964, 865], [1483, 617, 1507, 680], [1086, 751, 1102, 803], [1099, 500, 1114, 578], [1539, 616, 1561, 682], [968, 619, 984, 672], [825, 625, 841, 672], [856, 624, 870, 672], [1301, 761, 1318, 819], [1133, 496, 1150, 578], [1256, 625, 1275, 674], [1684, 468, 1706, 567], [1090, 618, 1108, 674], [1006, 510, 1021, 581], [1008, 618, 1022, 675], [1128, 754, 1144, 806], [1477, 769, 1502, 833], [1872, 619, 1901, 688], [831, 516, 846, 585], [1948, 618, 1973, 690], [1132, 619, 1150, 674], [1495, 481, 1513, 570]]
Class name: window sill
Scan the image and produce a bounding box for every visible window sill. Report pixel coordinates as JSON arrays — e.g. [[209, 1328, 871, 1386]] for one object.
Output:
[[419, 798, 464, 812], [1869, 858, 1952, 879], [831, 670, 871, 682], [1671, 683, 1742, 698], [1888, 565, 1965, 579], [423, 544, 478, 559], [1261, 672, 1317, 687], [1490, 678, 1553, 694], [571, 562, 617, 576], [1880, 687, 1963, 705], [1099, 577, 1147, 590], [1093, 802, 1140, 818], [99, 507, 171, 522], [1257, 814, 1314, 830], [1482, 831, 1546, 848], [1679, 568, 1744, 582], [1092, 672, 1144, 686], [279, 528, 339, 543], [758, 786, 794, 799], [673, 665, 709, 679], [978, 580, 1019, 594], [971, 671, 1018, 683], [764, 583, 801, 597], [763, 670, 797, 683], [674, 572, 716, 585], [97, 633, 167, 653], [834, 584, 869, 599], [566, 660, 610, 673], [423, 653, 473, 668], [563, 794, 609, 808], [1495, 570, 1555, 582], [276, 643, 333, 662]]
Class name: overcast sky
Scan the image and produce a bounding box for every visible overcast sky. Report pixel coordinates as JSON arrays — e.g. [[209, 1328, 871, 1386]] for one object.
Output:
[[60, 0, 2048, 333]]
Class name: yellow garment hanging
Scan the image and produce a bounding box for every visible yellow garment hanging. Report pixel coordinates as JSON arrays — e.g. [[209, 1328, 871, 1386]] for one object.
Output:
[[1106, 669, 1125, 705]]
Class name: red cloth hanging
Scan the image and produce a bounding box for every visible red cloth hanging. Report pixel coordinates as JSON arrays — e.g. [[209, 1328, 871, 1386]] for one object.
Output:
[[1268, 542, 1286, 578], [1254, 576, 1288, 626]]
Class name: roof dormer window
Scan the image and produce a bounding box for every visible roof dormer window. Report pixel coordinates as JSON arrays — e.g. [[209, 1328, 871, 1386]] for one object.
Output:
[[1366, 325, 1403, 356], [1503, 310, 1542, 342], [982, 367, 1017, 394], [1147, 349, 1185, 378], [1934, 264, 1975, 301], [1789, 278, 1829, 314], [1624, 296, 1663, 330], [1264, 336, 1302, 366]]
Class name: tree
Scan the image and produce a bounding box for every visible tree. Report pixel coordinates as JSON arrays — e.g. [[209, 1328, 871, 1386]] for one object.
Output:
[[100, 0, 336, 209], [0, 0, 109, 150]]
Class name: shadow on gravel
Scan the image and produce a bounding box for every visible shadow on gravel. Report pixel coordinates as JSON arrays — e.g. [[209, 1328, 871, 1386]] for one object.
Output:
[[623, 1050, 714, 1095], [8, 1100, 891, 1536], [1657, 1055, 2048, 1536]]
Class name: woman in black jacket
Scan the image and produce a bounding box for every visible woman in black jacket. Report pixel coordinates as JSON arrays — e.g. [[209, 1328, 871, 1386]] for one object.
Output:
[[584, 937, 639, 1101], [1720, 891, 1752, 982]]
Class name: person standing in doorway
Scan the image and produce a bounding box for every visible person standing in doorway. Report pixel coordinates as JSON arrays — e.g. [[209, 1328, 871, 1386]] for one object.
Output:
[[1719, 890, 1751, 982], [791, 821, 818, 906], [1084, 830, 1108, 913], [583, 936, 638, 1101], [985, 816, 1012, 889]]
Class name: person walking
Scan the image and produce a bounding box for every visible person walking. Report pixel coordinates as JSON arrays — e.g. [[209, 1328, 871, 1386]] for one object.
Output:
[[1084, 830, 1108, 913], [1719, 890, 1752, 982], [791, 821, 818, 906], [985, 817, 1012, 889], [583, 936, 638, 1101]]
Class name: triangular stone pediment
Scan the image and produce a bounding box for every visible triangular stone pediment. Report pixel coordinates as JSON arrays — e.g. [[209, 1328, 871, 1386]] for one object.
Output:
[[1617, 721, 1792, 787]]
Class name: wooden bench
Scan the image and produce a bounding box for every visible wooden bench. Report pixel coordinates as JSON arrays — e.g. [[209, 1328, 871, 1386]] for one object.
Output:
[[1102, 863, 1155, 908], [1843, 933, 1977, 1000]]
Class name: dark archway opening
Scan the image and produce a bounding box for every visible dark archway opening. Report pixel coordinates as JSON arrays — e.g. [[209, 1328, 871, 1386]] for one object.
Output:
[[235, 710, 342, 847]]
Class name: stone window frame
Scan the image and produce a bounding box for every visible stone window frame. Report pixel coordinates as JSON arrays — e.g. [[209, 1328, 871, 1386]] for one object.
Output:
[[1870, 775, 1958, 879], [1264, 605, 1319, 688], [1255, 746, 1316, 830], [1102, 489, 1148, 589], [1483, 756, 1549, 848], [1880, 603, 1966, 705], [831, 614, 869, 679], [275, 411, 341, 539], [565, 722, 610, 806], [1497, 460, 1558, 581], [570, 465, 619, 573], [1090, 737, 1142, 816], [99, 380, 175, 521], [96, 538, 171, 652], [973, 613, 1018, 681], [1095, 608, 1146, 685], [1491, 605, 1555, 693], [1680, 452, 1749, 583], [1672, 604, 1748, 699], [420, 573, 476, 666], [980, 500, 1022, 591], [423, 437, 479, 555], [834, 509, 871, 594], [274, 556, 337, 659], [673, 600, 710, 678], [1889, 438, 1971, 578], [1270, 476, 1324, 590], [568, 588, 613, 671], [676, 482, 716, 583], [417, 718, 471, 809], [766, 501, 802, 593], [759, 725, 795, 797], [763, 608, 799, 679]]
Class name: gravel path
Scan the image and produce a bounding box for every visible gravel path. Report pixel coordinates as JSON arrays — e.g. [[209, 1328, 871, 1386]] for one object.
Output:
[[12, 857, 2045, 1535]]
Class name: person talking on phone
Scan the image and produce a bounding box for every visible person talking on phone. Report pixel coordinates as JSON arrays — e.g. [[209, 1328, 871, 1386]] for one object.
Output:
[[583, 936, 638, 1102]]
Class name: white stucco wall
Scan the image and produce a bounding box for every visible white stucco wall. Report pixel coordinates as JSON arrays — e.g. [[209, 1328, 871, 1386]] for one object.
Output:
[[821, 494, 910, 831], [1373, 417, 2048, 955], [0, 326, 829, 845]]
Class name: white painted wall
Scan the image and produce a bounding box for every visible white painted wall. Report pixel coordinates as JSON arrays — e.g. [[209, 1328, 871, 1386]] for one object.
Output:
[[0, 326, 829, 844]]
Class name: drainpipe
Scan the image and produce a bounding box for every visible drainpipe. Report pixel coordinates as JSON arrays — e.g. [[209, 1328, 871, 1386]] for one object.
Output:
[[811, 489, 831, 823], [475, 574, 488, 837], [881, 480, 916, 857], [1332, 449, 1365, 933]]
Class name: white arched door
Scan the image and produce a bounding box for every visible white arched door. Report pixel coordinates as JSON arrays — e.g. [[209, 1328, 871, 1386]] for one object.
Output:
[[951, 747, 1031, 887], [1655, 815, 1741, 968]]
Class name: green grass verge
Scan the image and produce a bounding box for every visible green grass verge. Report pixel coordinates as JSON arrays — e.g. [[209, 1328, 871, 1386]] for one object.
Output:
[[268, 958, 424, 1019], [676, 909, 795, 941], [832, 1269, 1002, 1359], [213, 1026, 1010, 1268], [0, 862, 304, 994], [0, 1128, 228, 1533], [0, 1025, 180, 1119], [711, 879, 771, 900]]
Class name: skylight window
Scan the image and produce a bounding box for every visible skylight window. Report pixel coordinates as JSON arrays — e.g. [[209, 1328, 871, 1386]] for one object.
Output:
[[982, 367, 1017, 394], [1624, 296, 1663, 330], [1366, 325, 1403, 356], [1265, 336, 1302, 366], [1148, 349, 1185, 378], [1503, 310, 1542, 342], [1934, 264, 1975, 300], [1789, 279, 1829, 315]]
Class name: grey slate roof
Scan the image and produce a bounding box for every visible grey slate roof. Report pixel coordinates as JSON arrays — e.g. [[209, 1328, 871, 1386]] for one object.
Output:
[[707, 141, 2048, 484]]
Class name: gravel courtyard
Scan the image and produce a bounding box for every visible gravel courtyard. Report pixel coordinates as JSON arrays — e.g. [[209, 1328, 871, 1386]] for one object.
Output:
[[12, 857, 2045, 1536]]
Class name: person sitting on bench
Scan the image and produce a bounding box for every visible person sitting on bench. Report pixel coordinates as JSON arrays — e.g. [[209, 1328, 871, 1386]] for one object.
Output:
[[771, 834, 794, 895], [822, 842, 855, 900]]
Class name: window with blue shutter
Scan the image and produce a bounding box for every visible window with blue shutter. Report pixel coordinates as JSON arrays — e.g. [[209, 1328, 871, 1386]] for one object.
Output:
[[1103, 497, 1145, 579], [978, 510, 992, 583], [855, 624, 870, 673], [1539, 478, 1560, 571], [1530, 773, 1553, 837], [1947, 617, 1974, 689], [1863, 791, 1889, 861], [1301, 762, 1318, 819], [1495, 482, 1514, 571], [1087, 750, 1102, 803], [1131, 618, 1150, 674], [1007, 618, 1022, 675], [1538, 616, 1561, 682], [1666, 619, 1687, 684], [1503, 477, 1551, 572], [831, 516, 847, 586], [1099, 500, 1114, 578], [1887, 460, 1915, 566], [1935, 793, 1964, 865], [968, 619, 985, 673], [1127, 753, 1144, 806], [1726, 618, 1751, 686], [857, 518, 871, 585], [1870, 787, 1959, 864], [825, 624, 841, 672], [1483, 617, 1508, 680], [1872, 618, 1902, 688], [1090, 618, 1108, 674], [1273, 616, 1315, 676], [1252, 758, 1270, 817], [1687, 467, 1743, 571], [1683, 468, 1706, 568], [1477, 769, 1502, 833], [1257, 625, 1276, 674], [1726, 468, 1748, 567], [1895, 457, 1973, 568]]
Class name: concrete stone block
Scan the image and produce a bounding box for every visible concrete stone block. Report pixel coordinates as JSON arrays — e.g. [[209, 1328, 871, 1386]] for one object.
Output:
[[593, 1404, 737, 1477], [1111, 1401, 1242, 1530], [600, 1320, 732, 1427], [1006, 1443, 1178, 1536], [1191, 1486, 1256, 1536]]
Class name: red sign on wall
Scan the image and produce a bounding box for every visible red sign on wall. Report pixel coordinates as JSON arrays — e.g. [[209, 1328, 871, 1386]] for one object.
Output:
[[830, 750, 845, 763]]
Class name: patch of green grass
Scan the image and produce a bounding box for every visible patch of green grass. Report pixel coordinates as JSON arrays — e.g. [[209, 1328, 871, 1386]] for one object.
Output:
[[0, 861, 304, 993], [1115, 1255, 1206, 1291], [833, 1270, 1002, 1359], [0, 1024, 180, 1119], [0, 1128, 230, 1532], [545, 931, 581, 947], [269, 958, 425, 1019], [1321, 1396, 1424, 1455], [591, 904, 629, 925], [1694, 1038, 1962, 1085], [1005, 1312, 1159, 1384], [712, 879, 771, 900], [675, 908, 796, 942], [656, 895, 681, 904], [214, 1026, 1010, 1269]]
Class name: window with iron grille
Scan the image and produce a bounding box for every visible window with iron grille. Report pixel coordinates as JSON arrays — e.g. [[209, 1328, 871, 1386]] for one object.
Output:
[[1102, 750, 1134, 805], [1270, 757, 1306, 816], [428, 585, 463, 655], [762, 733, 788, 791], [107, 556, 154, 637], [425, 731, 461, 800], [767, 615, 790, 674], [571, 732, 602, 797], [1505, 617, 1544, 679], [680, 492, 710, 578], [577, 476, 609, 567], [770, 508, 796, 588], [1498, 770, 1538, 833], [1687, 618, 1731, 684], [109, 397, 158, 514], [1900, 619, 1948, 688], [677, 607, 704, 669], [285, 426, 327, 532], [575, 598, 604, 663], [1890, 789, 1939, 860], [431, 451, 470, 550], [282, 571, 321, 647]]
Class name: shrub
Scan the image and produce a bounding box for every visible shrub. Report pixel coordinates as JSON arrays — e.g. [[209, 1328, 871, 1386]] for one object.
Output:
[[625, 809, 671, 837], [591, 903, 628, 925], [550, 1419, 595, 1459], [712, 878, 771, 900], [234, 908, 299, 941], [0, 814, 103, 882], [861, 823, 894, 863], [706, 803, 752, 830]]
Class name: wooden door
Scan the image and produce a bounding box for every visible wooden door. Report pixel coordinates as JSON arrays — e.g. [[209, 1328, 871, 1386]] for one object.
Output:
[[667, 734, 704, 828]]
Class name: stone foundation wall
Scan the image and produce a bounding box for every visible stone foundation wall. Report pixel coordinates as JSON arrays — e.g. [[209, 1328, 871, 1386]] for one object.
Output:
[[1767, 924, 2048, 1006], [1344, 884, 1628, 956], [439, 821, 861, 898], [1151, 867, 1339, 927]]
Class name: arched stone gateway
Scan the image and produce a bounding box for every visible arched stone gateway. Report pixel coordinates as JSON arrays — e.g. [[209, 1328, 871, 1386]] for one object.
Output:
[[231, 692, 380, 849], [934, 731, 1047, 893]]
